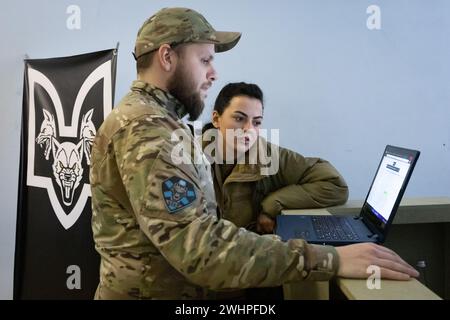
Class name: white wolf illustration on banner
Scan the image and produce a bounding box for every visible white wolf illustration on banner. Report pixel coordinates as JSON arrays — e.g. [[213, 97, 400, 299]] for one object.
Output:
[[26, 61, 113, 230], [36, 108, 95, 206]]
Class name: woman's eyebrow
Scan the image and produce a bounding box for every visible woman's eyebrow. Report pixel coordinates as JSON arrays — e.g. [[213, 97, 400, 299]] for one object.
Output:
[[233, 111, 248, 117], [233, 111, 263, 119]]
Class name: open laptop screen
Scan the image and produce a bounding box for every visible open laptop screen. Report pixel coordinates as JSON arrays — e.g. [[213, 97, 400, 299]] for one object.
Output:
[[360, 145, 419, 238], [366, 152, 411, 224]]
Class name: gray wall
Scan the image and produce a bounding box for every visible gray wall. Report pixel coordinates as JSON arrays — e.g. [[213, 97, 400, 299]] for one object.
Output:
[[0, 0, 449, 299]]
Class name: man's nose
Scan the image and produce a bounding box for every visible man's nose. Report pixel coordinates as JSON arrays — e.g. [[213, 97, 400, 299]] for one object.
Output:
[[208, 65, 218, 82]]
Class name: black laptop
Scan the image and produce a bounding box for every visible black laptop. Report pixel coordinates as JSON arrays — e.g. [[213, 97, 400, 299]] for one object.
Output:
[[276, 145, 420, 246]]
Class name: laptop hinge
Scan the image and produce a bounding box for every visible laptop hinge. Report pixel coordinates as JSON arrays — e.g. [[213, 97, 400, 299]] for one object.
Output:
[[356, 215, 383, 240], [368, 233, 379, 240]]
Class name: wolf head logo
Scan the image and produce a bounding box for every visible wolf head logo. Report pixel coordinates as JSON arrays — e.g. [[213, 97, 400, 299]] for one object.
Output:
[[27, 61, 113, 230], [35, 108, 96, 207], [36, 109, 56, 160]]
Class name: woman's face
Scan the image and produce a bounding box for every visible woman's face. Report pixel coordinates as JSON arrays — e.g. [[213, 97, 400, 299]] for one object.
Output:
[[212, 95, 263, 157]]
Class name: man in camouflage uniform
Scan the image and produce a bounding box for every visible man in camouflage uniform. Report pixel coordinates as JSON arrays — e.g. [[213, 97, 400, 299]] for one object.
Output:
[[90, 7, 419, 299]]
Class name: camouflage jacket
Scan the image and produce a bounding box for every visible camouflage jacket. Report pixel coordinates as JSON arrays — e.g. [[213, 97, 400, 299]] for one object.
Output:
[[210, 138, 349, 230], [90, 80, 339, 299]]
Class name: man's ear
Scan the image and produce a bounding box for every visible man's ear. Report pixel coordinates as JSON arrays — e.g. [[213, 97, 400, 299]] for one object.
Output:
[[212, 111, 220, 128], [156, 44, 176, 72]]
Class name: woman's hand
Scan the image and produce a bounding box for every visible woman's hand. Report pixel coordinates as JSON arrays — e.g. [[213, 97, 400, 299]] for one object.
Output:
[[256, 212, 276, 234]]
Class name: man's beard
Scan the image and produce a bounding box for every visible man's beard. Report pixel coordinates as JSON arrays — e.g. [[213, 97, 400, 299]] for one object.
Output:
[[167, 63, 205, 121]]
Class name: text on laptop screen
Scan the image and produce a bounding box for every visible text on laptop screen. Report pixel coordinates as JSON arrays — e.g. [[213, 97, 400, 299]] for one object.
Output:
[[366, 153, 411, 223]]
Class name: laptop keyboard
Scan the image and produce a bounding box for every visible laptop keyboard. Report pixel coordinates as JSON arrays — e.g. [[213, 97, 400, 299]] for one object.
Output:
[[311, 216, 360, 241]]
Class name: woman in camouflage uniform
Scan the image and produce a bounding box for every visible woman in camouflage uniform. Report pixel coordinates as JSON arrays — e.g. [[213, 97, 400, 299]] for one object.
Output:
[[203, 82, 349, 235]]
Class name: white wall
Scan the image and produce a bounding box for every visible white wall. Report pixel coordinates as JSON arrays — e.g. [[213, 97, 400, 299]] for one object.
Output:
[[1, 0, 449, 299]]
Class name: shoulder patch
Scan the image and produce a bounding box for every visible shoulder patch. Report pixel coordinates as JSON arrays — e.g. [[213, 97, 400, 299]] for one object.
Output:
[[162, 176, 197, 213]]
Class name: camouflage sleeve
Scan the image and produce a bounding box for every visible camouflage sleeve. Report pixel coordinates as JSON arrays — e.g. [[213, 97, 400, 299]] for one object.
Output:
[[261, 148, 349, 218], [115, 118, 339, 290]]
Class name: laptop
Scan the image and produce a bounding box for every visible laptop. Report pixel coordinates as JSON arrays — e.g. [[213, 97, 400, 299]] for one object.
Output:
[[276, 145, 420, 246]]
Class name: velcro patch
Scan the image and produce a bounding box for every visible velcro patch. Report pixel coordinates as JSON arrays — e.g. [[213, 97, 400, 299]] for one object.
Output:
[[162, 176, 196, 213]]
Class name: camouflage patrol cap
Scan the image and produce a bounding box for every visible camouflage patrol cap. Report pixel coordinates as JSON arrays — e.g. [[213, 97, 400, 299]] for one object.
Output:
[[134, 7, 241, 59]]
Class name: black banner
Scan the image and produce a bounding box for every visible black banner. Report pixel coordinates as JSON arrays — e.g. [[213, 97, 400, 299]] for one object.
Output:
[[14, 49, 117, 299]]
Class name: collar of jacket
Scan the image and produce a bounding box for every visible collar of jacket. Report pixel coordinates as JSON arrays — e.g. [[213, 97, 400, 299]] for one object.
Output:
[[221, 162, 264, 184], [131, 80, 187, 119]]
